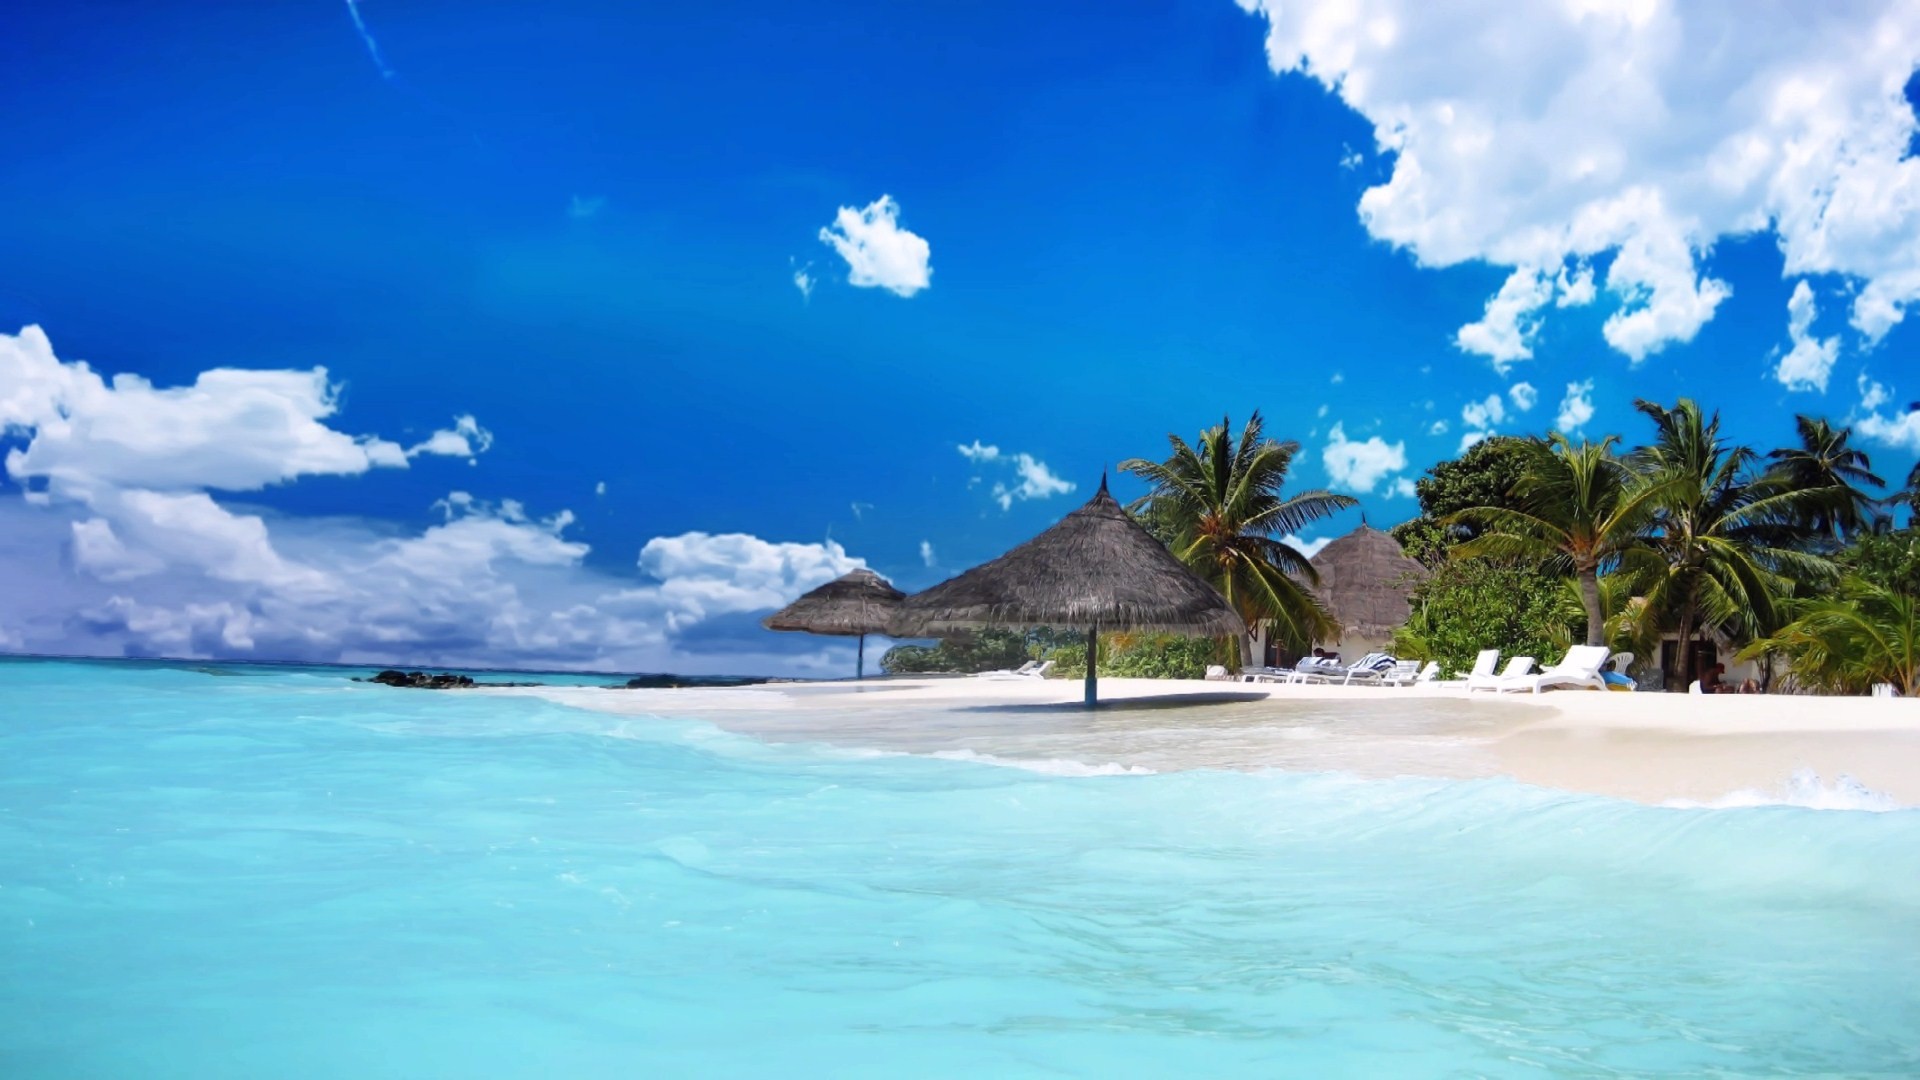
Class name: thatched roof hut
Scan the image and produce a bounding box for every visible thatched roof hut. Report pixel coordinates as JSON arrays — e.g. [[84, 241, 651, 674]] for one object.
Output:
[[890, 479, 1243, 705], [762, 568, 906, 678], [1308, 523, 1428, 644]]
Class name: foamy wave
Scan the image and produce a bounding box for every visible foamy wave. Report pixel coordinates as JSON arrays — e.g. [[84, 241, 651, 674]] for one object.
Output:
[[1664, 769, 1905, 812], [924, 749, 1156, 776]]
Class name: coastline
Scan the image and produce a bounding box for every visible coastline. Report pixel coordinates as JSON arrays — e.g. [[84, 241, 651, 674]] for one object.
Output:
[[489, 677, 1920, 808]]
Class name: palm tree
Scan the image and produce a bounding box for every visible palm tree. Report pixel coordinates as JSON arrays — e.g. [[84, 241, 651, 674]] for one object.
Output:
[[1739, 577, 1920, 696], [1764, 415, 1884, 543], [1447, 434, 1668, 647], [1631, 399, 1835, 688], [1119, 412, 1356, 664]]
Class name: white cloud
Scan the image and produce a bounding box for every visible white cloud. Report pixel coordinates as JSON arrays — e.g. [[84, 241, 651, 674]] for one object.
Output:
[[1428, 419, 1449, 435], [1854, 374, 1920, 451], [1455, 267, 1555, 370], [1774, 280, 1840, 392], [1330, 371, 1345, 384], [406, 415, 493, 462], [1556, 264, 1597, 307], [1339, 144, 1365, 170], [0, 326, 877, 675], [1458, 431, 1491, 453], [791, 261, 814, 301], [1557, 379, 1597, 435], [1322, 422, 1407, 493], [595, 481, 607, 497], [1390, 477, 1417, 498], [993, 455, 1075, 511], [1, 326, 437, 497], [1317, 404, 1329, 418], [959, 440, 1075, 511], [818, 195, 932, 298], [919, 540, 936, 567], [1235, 0, 1920, 359], [1284, 532, 1334, 559], [1508, 381, 1538, 412], [1461, 394, 1507, 432]]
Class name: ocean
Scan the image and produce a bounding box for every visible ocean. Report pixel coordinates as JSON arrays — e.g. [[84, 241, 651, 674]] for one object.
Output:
[[2, 657, 1915, 1077]]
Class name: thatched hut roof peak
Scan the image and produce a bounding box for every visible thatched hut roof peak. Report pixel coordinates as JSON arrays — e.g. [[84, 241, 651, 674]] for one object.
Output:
[[761, 568, 905, 637], [1309, 523, 1428, 641], [889, 484, 1242, 638]]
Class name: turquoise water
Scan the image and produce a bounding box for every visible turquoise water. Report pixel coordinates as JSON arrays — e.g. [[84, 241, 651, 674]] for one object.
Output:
[[2, 659, 1916, 1077]]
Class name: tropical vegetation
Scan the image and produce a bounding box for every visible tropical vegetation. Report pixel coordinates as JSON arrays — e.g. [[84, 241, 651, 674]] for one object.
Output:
[[1420, 397, 1911, 693], [882, 399, 1913, 694], [1118, 412, 1355, 665]]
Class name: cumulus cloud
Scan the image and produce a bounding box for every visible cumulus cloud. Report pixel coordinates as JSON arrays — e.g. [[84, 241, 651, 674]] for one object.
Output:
[[0, 325, 440, 497], [1854, 374, 1920, 451], [1322, 422, 1407, 493], [1461, 393, 1507, 433], [1508, 382, 1538, 412], [406, 415, 493, 461], [1390, 477, 1418, 499], [1428, 419, 1449, 436], [818, 195, 932, 298], [1774, 281, 1841, 392], [1236, 0, 1920, 360], [1283, 532, 1333, 559], [920, 540, 936, 567], [958, 440, 1075, 510], [0, 326, 867, 675], [1458, 431, 1491, 453], [1557, 379, 1597, 435], [791, 259, 815, 300]]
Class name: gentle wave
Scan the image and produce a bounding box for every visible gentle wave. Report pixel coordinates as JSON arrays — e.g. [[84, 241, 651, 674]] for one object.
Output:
[[1663, 767, 1906, 812]]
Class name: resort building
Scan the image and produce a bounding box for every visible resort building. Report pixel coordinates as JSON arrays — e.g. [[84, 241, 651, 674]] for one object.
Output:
[[1256, 523, 1427, 666]]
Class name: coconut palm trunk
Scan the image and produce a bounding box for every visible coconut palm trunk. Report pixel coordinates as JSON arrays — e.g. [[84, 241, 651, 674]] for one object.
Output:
[[1576, 565, 1605, 648]]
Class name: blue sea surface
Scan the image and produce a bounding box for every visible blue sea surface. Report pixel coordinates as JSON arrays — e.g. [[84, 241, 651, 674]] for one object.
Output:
[[2, 658, 1916, 1077]]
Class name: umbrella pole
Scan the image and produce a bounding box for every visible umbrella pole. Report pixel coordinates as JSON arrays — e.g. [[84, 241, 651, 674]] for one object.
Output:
[[1084, 624, 1097, 708], [857, 634, 865, 680]]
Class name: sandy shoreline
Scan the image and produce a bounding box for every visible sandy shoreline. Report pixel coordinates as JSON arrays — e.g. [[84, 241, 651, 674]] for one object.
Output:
[[489, 676, 1920, 807]]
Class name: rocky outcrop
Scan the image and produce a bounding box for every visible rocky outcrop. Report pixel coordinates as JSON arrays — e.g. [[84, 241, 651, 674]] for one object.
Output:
[[359, 670, 542, 689]]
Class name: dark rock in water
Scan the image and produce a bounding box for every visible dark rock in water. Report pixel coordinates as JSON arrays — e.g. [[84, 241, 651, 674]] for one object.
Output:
[[357, 670, 544, 689]]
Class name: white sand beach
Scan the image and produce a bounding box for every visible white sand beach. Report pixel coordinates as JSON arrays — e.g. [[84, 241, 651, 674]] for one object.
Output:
[[496, 677, 1920, 808]]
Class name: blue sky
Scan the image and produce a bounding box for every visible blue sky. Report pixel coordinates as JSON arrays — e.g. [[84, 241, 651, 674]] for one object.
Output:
[[1, 1, 1917, 672]]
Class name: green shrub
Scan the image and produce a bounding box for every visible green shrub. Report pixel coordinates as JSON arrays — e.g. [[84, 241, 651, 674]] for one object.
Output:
[[1391, 558, 1577, 677]]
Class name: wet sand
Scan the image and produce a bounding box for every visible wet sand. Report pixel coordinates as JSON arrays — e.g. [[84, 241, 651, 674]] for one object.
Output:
[[490, 676, 1920, 806]]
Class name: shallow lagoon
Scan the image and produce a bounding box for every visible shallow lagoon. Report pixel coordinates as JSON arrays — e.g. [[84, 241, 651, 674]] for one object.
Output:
[[3, 659, 1916, 1077]]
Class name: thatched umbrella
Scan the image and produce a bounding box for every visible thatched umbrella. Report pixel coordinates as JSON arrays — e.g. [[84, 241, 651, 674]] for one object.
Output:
[[889, 478, 1243, 706], [761, 568, 906, 679], [1308, 522, 1428, 647]]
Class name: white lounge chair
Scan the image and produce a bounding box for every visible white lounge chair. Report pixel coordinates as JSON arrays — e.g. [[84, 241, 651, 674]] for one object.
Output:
[[1344, 656, 1416, 686], [978, 660, 1053, 679], [1469, 655, 1532, 692], [1453, 649, 1498, 688], [1393, 660, 1441, 687], [1498, 645, 1611, 694], [1280, 657, 1345, 684]]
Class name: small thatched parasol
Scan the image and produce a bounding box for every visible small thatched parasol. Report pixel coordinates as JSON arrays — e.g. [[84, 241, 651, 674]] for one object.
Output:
[[762, 568, 906, 679], [1308, 522, 1428, 644], [889, 478, 1243, 706]]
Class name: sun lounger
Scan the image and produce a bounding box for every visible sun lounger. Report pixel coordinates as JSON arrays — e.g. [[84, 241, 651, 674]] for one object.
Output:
[[978, 660, 1053, 679], [1497, 645, 1610, 693], [1469, 655, 1532, 692], [1284, 657, 1348, 684], [1340, 654, 1410, 685], [1384, 660, 1440, 687]]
